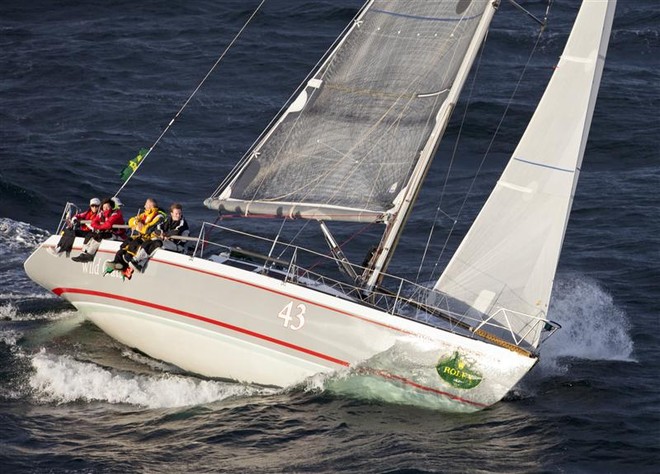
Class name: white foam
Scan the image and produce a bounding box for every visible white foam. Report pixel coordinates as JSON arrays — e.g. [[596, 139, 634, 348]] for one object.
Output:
[[0, 302, 73, 322], [0, 218, 55, 300], [29, 349, 277, 408], [0, 218, 50, 254], [1, 292, 57, 301], [539, 274, 635, 372], [0, 329, 23, 348], [0, 303, 18, 320]]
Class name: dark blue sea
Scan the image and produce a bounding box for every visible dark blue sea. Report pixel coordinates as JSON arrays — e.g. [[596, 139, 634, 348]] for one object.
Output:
[[1, 0, 658, 472]]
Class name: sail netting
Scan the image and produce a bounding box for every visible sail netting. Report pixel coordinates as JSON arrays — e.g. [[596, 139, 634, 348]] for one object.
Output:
[[435, 0, 617, 349], [206, 0, 491, 222]]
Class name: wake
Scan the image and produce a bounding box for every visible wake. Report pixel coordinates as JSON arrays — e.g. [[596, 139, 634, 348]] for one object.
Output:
[[28, 349, 278, 409]]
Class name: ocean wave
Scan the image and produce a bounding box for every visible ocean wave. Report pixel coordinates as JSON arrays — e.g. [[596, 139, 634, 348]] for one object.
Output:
[[0, 302, 72, 322], [29, 349, 278, 409], [0, 292, 56, 301], [0, 217, 50, 254], [0, 328, 24, 348]]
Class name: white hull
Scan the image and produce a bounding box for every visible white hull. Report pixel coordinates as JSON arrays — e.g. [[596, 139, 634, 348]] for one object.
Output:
[[25, 236, 537, 411]]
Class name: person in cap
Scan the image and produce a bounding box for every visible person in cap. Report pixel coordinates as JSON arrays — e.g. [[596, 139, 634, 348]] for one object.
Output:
[[111, 196, 123, 210], [48, 197, 101, 256], [72, 198, 126, 262], [72, 197, 101, 233]]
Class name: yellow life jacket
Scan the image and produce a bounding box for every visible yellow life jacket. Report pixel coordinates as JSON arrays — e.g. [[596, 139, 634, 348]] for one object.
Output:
[[129, 208, 165, 238]]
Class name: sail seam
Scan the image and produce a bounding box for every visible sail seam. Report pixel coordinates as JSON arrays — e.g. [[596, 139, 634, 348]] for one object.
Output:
[[513, 157, 574, 173]]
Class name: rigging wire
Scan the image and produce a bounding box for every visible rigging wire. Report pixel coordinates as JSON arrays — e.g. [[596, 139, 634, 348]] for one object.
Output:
[[414, 29, 489, 285], [424, 0, 554, 284], [506, 0, 547, 27], [114, 0, 268, 198]]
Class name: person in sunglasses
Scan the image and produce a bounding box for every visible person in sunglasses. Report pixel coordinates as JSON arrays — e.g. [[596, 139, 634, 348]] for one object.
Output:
[[48, 197, 101, 256]]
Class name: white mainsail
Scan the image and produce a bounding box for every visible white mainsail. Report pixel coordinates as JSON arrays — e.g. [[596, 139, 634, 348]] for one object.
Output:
[[435, 0, 617, 348], [206, 1, 494, 223]]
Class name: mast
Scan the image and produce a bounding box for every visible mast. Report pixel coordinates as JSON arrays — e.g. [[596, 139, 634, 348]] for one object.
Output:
[[363, 0, 500, 291]]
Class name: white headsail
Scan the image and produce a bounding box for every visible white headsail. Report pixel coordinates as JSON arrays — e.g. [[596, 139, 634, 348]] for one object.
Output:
[[435, 0, 617, 348]]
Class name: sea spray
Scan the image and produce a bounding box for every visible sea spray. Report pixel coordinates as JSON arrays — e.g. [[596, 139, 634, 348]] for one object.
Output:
[[509, 273, 636, 400], [0, 303, 19, 321], [541, 273, 634, 368], [0, 217, 50, 253], [0, 328, 24, 349], [0, 218, 52, 300]]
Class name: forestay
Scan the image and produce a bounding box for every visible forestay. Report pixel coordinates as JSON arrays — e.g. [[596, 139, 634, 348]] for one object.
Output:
[[206, 0, 492, 222], [435, 0, 617, 348]]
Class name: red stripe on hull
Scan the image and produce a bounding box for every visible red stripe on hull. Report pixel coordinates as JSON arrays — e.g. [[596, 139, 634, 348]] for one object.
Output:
[[364, 369, 488, 408], [52, 276, 484, 408], [54, 287, 349, 367]]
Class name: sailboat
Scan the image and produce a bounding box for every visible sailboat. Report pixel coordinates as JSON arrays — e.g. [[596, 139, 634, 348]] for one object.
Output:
[[24, 0, 616, 412]]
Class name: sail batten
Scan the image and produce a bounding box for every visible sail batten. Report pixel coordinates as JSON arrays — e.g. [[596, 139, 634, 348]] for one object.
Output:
[[435, 0, 617, 349]]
